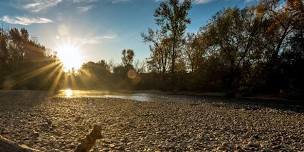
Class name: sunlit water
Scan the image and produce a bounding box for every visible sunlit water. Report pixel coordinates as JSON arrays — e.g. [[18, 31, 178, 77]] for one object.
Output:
[[56, 89, 206, 102]]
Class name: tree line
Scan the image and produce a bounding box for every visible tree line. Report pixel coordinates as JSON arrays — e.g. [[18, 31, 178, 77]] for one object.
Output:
[[0, 0, 303, 98], [141, 0, 304, 97], [0, 28, 59, 90]]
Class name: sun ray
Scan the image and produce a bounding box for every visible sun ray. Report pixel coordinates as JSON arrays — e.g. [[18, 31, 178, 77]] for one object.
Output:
[[69, 74, 78, 89], [12, 62, 60, 87], [49, 67, 64, 93], [77, 70, 90, 89], [46, 63, 63, 80]]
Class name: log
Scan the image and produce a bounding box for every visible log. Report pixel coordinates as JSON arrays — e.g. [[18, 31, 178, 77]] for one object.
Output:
[[0, 124, 102, 152], [0, 135, 39, 152]]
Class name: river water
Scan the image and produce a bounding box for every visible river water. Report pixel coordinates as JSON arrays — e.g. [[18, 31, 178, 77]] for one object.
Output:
[[56, 89, 207, 102]]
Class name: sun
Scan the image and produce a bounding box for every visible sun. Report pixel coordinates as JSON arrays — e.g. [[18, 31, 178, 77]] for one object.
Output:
[[56, 43, 83, 72]]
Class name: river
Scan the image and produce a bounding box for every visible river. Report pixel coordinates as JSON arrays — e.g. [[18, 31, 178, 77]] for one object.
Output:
[[56, 89, 207, 102]]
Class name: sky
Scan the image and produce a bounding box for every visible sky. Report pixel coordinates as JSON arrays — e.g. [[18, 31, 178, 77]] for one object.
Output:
[[0, 0, 258, 64]]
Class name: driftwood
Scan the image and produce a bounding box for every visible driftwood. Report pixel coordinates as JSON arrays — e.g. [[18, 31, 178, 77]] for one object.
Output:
[[75, 124, 103, 152], [0, 125, 102, 152], [0, 135, 39, 152]]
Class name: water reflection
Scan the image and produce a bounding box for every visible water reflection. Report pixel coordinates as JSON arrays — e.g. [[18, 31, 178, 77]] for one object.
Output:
[[64, 89, 73, 97], [56, 90, 205, 102], [57, 90, 152, 101]]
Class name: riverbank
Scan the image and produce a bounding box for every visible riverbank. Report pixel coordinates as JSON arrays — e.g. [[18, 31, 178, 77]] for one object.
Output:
[[0, 91, 304, 151]]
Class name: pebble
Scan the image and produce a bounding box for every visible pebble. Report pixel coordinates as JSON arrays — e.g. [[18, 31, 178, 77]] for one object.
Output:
[[0, 92, 303, 151]]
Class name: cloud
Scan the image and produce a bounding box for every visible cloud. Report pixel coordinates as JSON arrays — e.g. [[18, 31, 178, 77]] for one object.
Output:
[[23, 0, 62, 12], [78, 35, 117, 45], [21, 0, 129, 14], [0, 16, 53, 25], [110, 0, 130, 4], [77, 5, 94, 12], [71, 0, 97, 12], [193, 0, 213, 4], [244, 0, 258, 3], [72, 0, 98, 3], [56, 30, 116, 45]]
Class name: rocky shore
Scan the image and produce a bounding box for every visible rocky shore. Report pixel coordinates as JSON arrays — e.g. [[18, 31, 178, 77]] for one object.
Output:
[[0, 91, 303, 151]]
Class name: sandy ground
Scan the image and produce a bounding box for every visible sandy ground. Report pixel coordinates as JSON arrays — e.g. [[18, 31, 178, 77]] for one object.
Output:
[[0, 91, 304, 151]]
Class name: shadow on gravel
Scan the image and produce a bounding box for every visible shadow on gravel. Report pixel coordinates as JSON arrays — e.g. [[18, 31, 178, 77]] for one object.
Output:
[[0, 90, 49, 108], [201, 96, 304, 113], [158, 92, 304, 113], [236, 98, 304, 113]]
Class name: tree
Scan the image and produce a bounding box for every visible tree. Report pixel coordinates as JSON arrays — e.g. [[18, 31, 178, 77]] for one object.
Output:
[[79, 60, 111, 89], [257, 0, 300, 63], [148, 0, 191, 74], [0, 29, 8, 66], [142, 29, 171, 75], [121, 49, 135, 67], [134, 59, 147, 73], [198, 8, 250, 94], [0, 29, 9, 84], [0, 28, 58, 90], [278, 0, 304, 94], [184, 33, 206, 72]]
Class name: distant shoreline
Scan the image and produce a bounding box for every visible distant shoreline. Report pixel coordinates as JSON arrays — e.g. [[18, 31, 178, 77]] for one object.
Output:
[[1, 89, 303, 105]]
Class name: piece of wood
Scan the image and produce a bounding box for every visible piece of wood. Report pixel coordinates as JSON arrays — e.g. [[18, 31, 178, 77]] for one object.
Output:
[[75, 125, 103, 152], [0, 125, 102, 152], [0, 135, 39, 152]]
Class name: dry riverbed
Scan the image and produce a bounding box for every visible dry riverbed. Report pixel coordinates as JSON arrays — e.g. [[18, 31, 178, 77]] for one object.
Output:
[[0, 91, 304, 151]]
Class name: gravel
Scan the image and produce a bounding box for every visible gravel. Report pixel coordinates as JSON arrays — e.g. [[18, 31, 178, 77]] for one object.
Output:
[[0, 91, 303, 151]]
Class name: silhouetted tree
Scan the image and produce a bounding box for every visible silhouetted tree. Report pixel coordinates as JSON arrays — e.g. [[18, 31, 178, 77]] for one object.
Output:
[[121, 49, 135, 67], [0, 28, 58, 90], [146, 0, 191, 74], [184, 33, 206, 72], [1, 0, 304, 98], [142, 29, 170, 75]]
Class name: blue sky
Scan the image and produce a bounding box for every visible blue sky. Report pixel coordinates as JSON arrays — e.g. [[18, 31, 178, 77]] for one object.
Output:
[[0, 0, 258, 63]]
